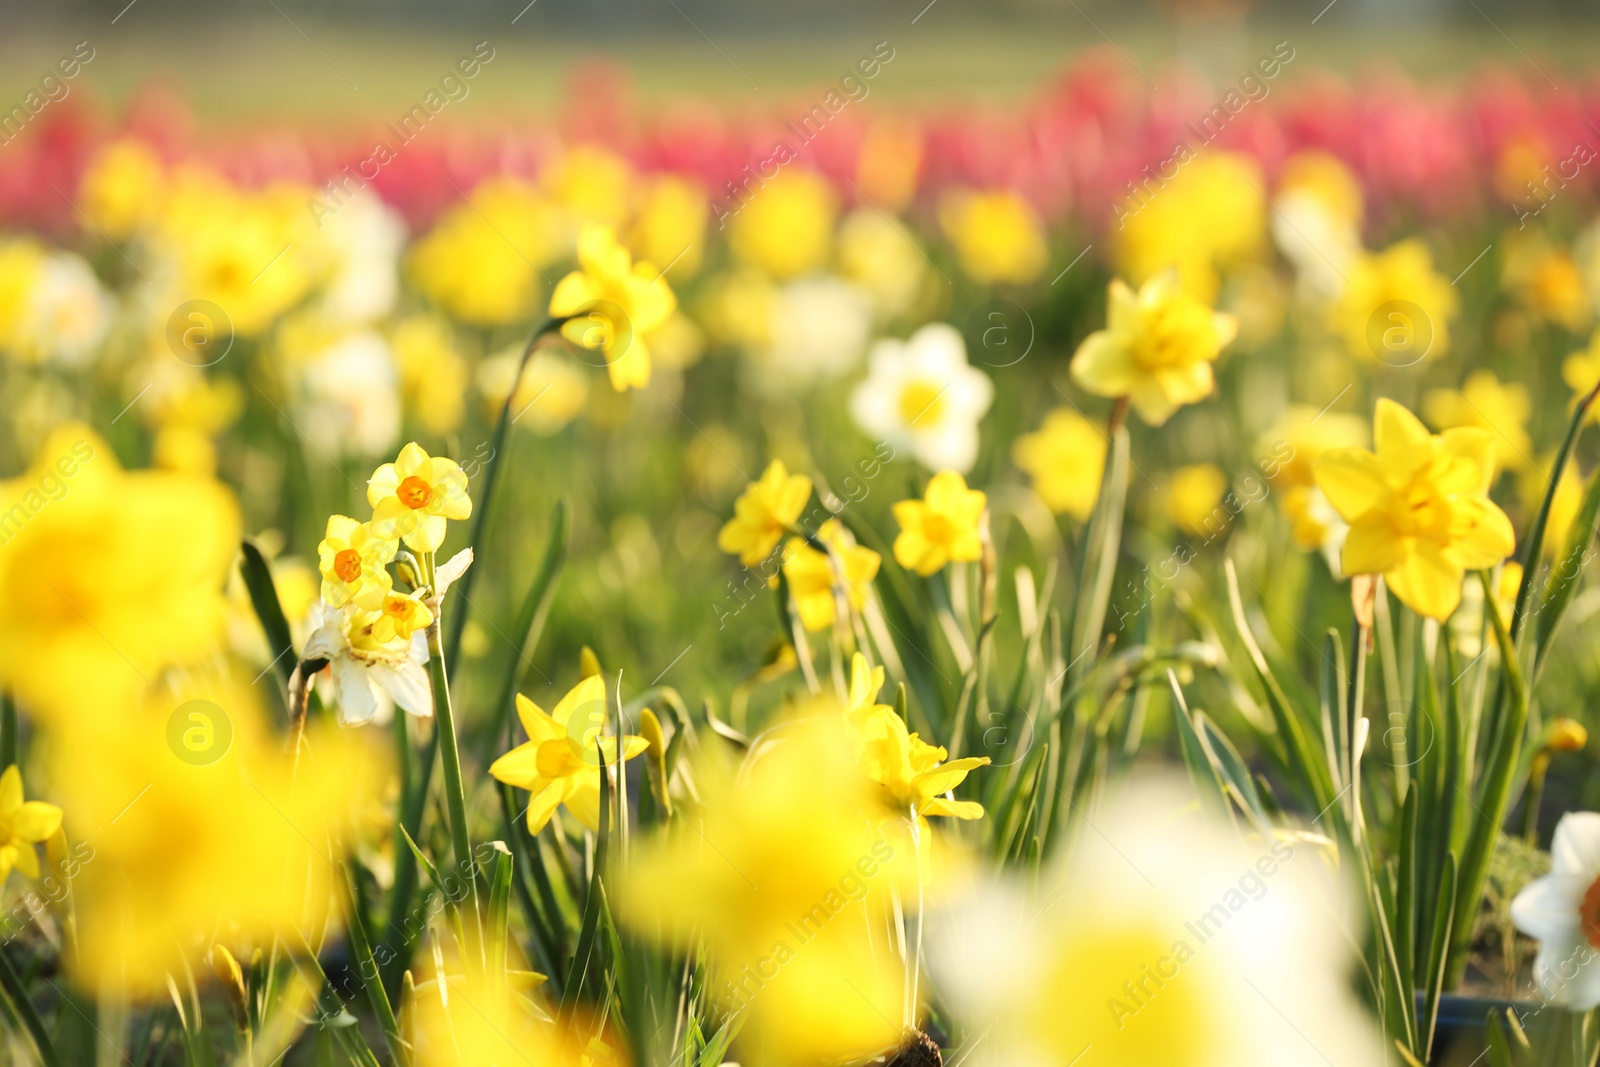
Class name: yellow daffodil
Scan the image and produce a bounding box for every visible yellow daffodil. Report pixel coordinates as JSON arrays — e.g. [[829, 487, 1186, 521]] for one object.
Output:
[[1333, 239, 1459, 363], [0, 766, 62, 885], [408, 952, 574, 1067], [616, 717, 909, 1067], [1070, 271, 1238, 426], [0, 425, 238, 722], [1422, 371, 1532, 474], [851, 707, 988, 821], [1116, 153, 1267, 301], [1163, 464, 1229, 539], [1503, 233, 1591, 333], [717, 459, 813, 565], [550, 224, 677, 392], [779, 519, 881, 632], [366, 443, 471, 554], [53, 674, 384, 996], [1313, 398, 1515, 619], [316, 515, 396, 610], [368, 591, 434, 645], [407, 177, 562, 326], [489, 675, 647, 834], [840, 656, 987, 820], [892, 470, 987, 577], [937, 189, 1048, 286], [79, 139, 166, 241], [726, 170, 837, 280], [1012, 408, 1107, 520]]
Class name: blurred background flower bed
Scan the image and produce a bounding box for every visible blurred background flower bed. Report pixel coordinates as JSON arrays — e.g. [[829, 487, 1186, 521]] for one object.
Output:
[[4, 11, 1600, 1066]]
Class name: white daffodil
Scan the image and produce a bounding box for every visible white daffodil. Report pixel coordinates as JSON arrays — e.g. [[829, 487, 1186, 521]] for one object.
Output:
[[929, 777, 1383, 1067], [1511, 812, 1600, 1008], [849, 322, 993, 473], [303, 549, 472, 726], [18, 251, 114, 366]]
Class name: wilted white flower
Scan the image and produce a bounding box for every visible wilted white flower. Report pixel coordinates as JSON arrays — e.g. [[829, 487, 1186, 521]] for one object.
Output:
[[850, 322, 993, 472]]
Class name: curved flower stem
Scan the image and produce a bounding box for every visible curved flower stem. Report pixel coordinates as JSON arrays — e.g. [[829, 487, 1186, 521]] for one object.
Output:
[[442, 315, 572, 677], [1512, 376, 1600, 640]]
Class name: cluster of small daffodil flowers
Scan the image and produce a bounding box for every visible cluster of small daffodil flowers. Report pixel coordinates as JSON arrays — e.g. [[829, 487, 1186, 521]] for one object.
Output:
[[305, 442, 471, 723]]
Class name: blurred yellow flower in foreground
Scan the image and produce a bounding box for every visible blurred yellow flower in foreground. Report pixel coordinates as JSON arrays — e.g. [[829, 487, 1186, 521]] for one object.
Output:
[[317, 515, 396, 610], [938, 189, 1048, 286], [367, 442, 471, 554], [930, 778, 1382, 1067], [79, 139, 166, 241], [408, 177, 560, 326], [490, 674, 647, 834], [54, 675, 385, 997], [1163, 463, 1229, 539], [617, 717, 911, 1067], [1333, 239, 1458, 363], [780, 519, 881, 632], [728, 169, 837, 280], [718, 459, 813, 566], [1012, 408, 1107, 520], [407, 953, 573, 1067], [892, 470, 986, 576], [1422, 370, 1532, 473], [0, 766, 62, 886], [551, 224, 677, 392], [0, 425, 238, 720], [1314, 398, 1514, 620], [1071, 272, 1237, 426], [843, 655, 987, 821]]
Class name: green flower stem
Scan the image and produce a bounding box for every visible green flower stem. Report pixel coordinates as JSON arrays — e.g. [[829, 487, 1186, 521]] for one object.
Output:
[[424, 552, 482, 964]]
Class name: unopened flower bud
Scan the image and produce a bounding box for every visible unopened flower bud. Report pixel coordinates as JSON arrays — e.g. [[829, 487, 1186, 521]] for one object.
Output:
[[1550, 717, 1588, 754], [210, 945, 250, 1034]]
